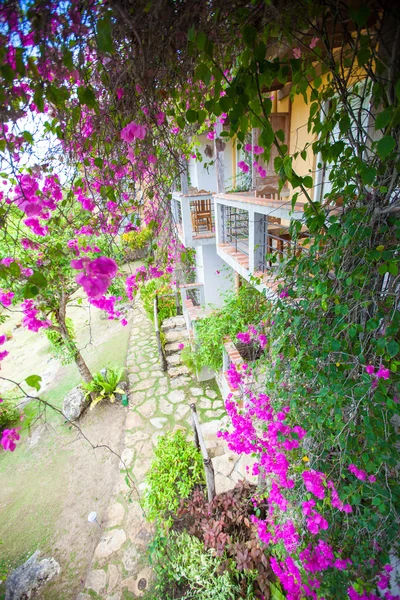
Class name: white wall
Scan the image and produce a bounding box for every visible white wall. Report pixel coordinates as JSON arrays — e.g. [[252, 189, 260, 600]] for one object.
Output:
[[188, 134, 234, 193], [196, 244, 233, 308]]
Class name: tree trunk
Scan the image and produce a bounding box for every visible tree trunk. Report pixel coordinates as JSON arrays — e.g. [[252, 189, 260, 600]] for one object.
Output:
[[54, 290, 93, 384]]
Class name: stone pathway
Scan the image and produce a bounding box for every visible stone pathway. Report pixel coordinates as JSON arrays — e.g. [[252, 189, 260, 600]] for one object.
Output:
[[77, 302, 256, 600]]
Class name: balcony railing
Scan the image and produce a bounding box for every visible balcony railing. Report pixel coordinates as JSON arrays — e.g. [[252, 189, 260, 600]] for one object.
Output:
[[221, 205, 249, 255], [172, 191, 215, 246], [256, 217, 311, 273]]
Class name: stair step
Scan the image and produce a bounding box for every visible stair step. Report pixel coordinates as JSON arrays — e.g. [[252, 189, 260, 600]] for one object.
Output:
[[166, 354, 182, 366], [165, 342, 183, 354], [164, 329, 189, 343], [168, 365, 191, 377], [161, 316, 186, 332]]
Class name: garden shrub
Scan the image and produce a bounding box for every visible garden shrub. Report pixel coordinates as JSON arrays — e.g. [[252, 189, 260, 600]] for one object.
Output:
[[143, 430, 205, 523], [81, 366, 124, 409], [194, 284, 269, 371], [0, 394, 19, 433], [148, 530, 245, 600], [140, 275, 177, 322], [177, 481, 271, 598]]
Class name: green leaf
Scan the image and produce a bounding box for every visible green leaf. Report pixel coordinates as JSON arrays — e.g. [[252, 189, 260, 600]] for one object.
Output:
[[28, 271, 47, 288], [270, 582, 286, 600], [375, 108, 392, 130], [387, 340, 399, 358], [23, 284, 39, 298], [96, 15, 113, 54], [94, 157, 104, 168], [77, 87, 97, 109], [195, 63, 211, 86], [376, 135, 396, 159], [187, 26, 196, 42], [25, 375, 42, 392], [196, 31, 207, 51], [34, 89, 44, 113], [303, 175, 313, 188], [186, 109, 198, 124], [242, 24, 257, 46], [23, 131, 34, 144]]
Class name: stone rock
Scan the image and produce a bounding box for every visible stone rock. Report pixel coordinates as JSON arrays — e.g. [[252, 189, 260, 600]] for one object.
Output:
[[5, 551, 60, 600], [129, 390, 146, 406], [136, 400, 156, 418], [174, 404, 190, 420], [85, 569, 107, 594], [105, 502, 125, 528], [169, 373, 191, 386], [76, 594, 91, 600], [205, 389, 218, 399], [149, 417, 168, 429], [134, 378, 156, 392], [190, 387, 203, 396], [106, 592, 121, 600], [121, 566, 152, 596], [168, 389, 185, 404], [166, 354, 182, 366], [234, 454, 258, 482], [212, 454, 236, 477], [164, 329, 188, 343], [208, 444, 225, 458], [158, 397, 174, 415], [62, 385, 88, 421], [107, 564, 120, 593], [122, 545, 141, 573], [125, 430, 149, 446], [94, 529, 127, 561], [119, 448, 134, 469], [215, 473, 236, 495]]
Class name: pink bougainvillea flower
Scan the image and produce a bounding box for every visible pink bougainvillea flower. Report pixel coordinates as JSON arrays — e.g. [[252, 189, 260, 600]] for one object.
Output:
[[365, 365, 375, 375], [116, 87, 124, 99], [76, 272, 111, 298], [0, 289, 15, 306], [120, 318, 128, 326], [293, 47, 302, 59], [376, 366, 390, 379], [207, 130, 216, 140], [178, 343, 185, 350], [258, 166, 267, 178], [253, 145, 264, 155], [244, 143, 252, 152], [309, 37, 319, 49], [155, 111, 165, 126], [0, 350, 9, 361], [1, 428, 20, 451], [279, 289, 289, 299], [120, 121, 146, 143], [238, 161, 249, 173], [0, 334, 6, 345], [148, 154, 157, 164]]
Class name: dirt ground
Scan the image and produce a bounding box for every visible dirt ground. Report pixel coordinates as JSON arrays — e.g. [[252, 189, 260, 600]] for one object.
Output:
[[0, 290, 134, 599]]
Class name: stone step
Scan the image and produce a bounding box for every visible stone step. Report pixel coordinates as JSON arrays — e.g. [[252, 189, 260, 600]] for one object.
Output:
[[161, 315, 186, 332], [167, 365, 191, 377], [164, 342, 182, 355], [164, 329, 189, 343], [166, 353, 182, 366]]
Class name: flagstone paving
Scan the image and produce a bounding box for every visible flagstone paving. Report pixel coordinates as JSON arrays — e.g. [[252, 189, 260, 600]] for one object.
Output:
[[79, 304, 256, 600]]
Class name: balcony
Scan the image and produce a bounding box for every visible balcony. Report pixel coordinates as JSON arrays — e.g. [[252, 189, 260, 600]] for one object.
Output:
[[171, 190, 216, 248], [214, 190, 307, 296], [179, 283, 214, 336]]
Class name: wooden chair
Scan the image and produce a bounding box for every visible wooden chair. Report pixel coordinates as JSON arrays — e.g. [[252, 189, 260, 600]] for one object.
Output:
[[255, 185, 281, 201], [191, 199, 213, 233]]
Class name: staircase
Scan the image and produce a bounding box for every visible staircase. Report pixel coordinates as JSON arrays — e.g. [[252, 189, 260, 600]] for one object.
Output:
[[161, 315, 191, 377]]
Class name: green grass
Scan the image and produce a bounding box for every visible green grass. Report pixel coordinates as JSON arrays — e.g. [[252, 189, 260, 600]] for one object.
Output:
[[0, 322, 132, 595]]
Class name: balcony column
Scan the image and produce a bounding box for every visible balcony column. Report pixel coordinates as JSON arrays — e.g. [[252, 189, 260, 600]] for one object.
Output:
[[180, 161, 189, 194], [214, 200, 224, 245], [253, 213, 265, 273], [181, 197, 193, 246], [199, 285, 205, 306], [248, 208, 256, 273]]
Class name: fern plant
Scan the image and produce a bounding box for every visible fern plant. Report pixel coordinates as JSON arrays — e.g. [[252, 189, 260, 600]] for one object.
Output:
[[81, 366, 124, 410]]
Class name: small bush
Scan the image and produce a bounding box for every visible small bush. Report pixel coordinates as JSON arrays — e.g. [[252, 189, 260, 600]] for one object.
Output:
[[149, 531, 244, 600], [140, 276, 177, 322], [0, 395, 19, 432], [122, 226, 152, 251], [143, 430, 205, 523], [81, 366, 124, 410]]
